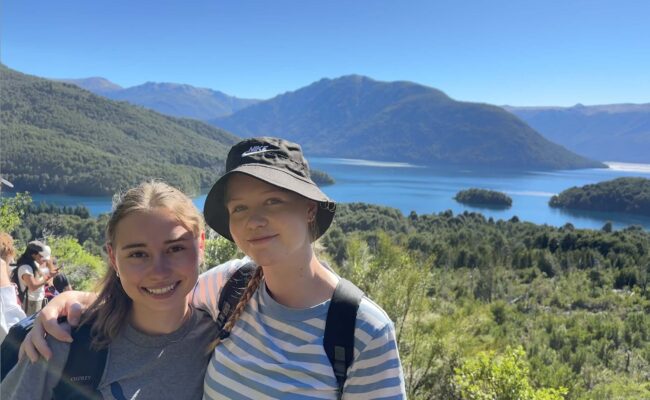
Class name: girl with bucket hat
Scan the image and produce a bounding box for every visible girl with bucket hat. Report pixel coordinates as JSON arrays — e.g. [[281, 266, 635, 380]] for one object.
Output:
[[22, 138, 406, 399]]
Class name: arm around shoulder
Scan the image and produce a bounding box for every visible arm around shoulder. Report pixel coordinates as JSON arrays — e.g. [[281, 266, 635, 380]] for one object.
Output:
[[192, 257, 250, 318]]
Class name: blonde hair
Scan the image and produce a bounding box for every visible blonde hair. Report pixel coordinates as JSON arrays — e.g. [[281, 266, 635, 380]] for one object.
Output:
[[209, 180, 321, 351], [82, 181, 204, 348], [0, 232, 16, 263], [209, 266, 264, 351]]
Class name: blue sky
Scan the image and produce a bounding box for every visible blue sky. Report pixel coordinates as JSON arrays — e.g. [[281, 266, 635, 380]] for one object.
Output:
[[2, 0, 648, 106]]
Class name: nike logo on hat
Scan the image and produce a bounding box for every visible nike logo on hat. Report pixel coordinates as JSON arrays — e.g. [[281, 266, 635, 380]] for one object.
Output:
[[242, 146, 273, 157]]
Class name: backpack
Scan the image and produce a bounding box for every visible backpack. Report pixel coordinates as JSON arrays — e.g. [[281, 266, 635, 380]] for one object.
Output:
[[1, 262, 363, 399], [0, 315, 107, 400], [10, 262, 36, 311], [215, 262, 363, 399]]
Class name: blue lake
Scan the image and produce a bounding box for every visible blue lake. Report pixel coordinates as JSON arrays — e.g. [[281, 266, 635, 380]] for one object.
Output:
[[15, 159, 650, 231]]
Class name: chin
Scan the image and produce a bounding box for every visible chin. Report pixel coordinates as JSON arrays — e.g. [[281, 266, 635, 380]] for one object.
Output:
[[247, 252, 283, 267]]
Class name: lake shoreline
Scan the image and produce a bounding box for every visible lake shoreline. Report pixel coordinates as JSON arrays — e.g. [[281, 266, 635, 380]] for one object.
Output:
[[3, 159, 650, 230]]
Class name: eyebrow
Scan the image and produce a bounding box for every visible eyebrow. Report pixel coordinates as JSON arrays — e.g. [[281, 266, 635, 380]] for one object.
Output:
[[120, 237, 189, 250], [226, 188, 286, 204]]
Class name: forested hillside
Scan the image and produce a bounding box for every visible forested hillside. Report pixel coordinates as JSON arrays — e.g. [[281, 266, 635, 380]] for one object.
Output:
[[321, 204, 650, 399], [0, 65, 239, 195]]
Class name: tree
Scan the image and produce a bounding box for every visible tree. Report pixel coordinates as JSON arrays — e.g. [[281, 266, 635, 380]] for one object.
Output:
[[0, 192, 32, 233], [47, 236, 104, 290], [453, 347, 567, 400], [203, 235, 241, 272]]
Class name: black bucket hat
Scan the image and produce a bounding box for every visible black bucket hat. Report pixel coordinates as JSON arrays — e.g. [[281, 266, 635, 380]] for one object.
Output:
[[204, 137, 336, 242]]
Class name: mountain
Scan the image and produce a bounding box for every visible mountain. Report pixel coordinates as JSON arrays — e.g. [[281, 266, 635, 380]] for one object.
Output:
[[211, 75, 603, 170], [1, 65, 239, 196], [59, 77, 123, 94], [504, 104, 650, 163], [63, 78, 260, 120]]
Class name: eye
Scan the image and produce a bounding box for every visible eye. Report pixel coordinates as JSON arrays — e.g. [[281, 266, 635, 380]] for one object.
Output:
[[128, 250, 148, 259], [265, 197, 283, 205], [230, 204, 247, 214], [168, 245, 186, 253]]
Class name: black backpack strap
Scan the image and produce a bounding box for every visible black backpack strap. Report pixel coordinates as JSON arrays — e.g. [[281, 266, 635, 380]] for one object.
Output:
[[215, 261, 257, 340], [10, 267, 29, 312], [324, 278, 363, 399], [52, 323, 108, 400]]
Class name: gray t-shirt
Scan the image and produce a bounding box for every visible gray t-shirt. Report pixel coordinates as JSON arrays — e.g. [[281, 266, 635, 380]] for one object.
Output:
[[1, 308, 218, 400]]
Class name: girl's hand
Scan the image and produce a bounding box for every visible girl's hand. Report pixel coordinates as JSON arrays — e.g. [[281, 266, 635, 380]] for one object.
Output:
[[19, 290, 96, 362]]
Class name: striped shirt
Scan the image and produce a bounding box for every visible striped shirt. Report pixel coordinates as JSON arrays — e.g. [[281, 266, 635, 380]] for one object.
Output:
[[192, 258, 406, 400]]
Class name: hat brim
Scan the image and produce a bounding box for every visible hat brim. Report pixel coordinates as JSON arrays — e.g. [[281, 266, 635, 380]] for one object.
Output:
[[204, 164, 335, 242]]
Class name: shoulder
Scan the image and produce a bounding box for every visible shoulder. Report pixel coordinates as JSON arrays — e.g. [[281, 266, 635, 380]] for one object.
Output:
[[17, 264, 33, 276], [192, 257, 252, 318], [45, 333, 73, 363], [355, 296, 395, 341], [198, 256, 251, 283], [0, 333, 72, 399]]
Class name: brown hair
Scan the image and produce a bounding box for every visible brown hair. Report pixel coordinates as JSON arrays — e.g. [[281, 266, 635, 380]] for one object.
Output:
[[0, 232, 16, 263], [82, 181, 204, 349]]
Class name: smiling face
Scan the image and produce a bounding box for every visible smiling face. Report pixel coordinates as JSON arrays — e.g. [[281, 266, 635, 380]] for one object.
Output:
[[107, 207, 203, 317], [226, 173, 316, 267]]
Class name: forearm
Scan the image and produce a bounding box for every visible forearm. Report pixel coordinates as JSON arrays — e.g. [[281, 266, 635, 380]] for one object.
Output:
[[25, 274, 50, 292], [0, 260, 11, 287]]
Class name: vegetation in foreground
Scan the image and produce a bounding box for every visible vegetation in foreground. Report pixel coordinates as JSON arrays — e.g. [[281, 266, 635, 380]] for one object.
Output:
[[3, 195, 649, 399]]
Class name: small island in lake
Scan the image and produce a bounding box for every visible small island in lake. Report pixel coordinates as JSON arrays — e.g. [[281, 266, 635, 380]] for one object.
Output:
[[549, 177, 650, 217], [311, 169, 335, 186], [454, 188, 512, 208]]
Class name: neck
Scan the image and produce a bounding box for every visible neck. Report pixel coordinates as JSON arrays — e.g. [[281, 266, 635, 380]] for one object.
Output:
[[262, 248, 338, 309], [129, 303, 191, 335]]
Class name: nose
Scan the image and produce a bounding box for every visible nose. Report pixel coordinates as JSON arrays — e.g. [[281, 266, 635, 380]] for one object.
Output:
[[246, 210, 268, 230], [150, 253, 172, 276]]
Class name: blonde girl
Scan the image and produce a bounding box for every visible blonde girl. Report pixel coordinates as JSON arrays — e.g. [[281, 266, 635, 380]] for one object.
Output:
[[2, 182, 217, 400]]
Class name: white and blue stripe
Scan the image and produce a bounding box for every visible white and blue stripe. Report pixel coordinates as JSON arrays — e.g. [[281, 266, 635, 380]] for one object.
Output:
[[193, 259, 406, 399]]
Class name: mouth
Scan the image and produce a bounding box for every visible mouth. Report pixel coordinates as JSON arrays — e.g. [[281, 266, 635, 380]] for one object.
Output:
[[247, 234, 278, 245], [142, 281, 181, 297]]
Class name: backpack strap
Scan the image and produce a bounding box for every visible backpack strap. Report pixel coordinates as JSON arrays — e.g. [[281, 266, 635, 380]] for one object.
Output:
[[10, 266, 29, 312], [324, 278, 363, 399], [215, 261, 257, 340], [52, 322, 108, 400]]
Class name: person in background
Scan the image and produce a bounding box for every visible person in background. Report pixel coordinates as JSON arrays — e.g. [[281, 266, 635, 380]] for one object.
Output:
[[52, 271, 72, 293], [43, 259, 69, 303], [0, 232, 25, 344], [12, 241, 55, 315]]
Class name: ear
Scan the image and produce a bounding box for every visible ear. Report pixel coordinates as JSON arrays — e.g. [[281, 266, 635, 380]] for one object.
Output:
[[197, 231, 206, 264], [107, 244, 119, 274], [306, 200, 318, 222]]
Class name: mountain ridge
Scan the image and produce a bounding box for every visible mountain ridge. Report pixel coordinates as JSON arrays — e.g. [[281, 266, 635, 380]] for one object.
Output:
[[61, 77, 261, 120], [505, 104, 650, 163], [212, 75, 603, 170]]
